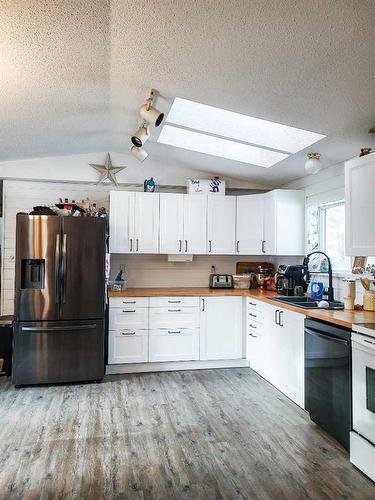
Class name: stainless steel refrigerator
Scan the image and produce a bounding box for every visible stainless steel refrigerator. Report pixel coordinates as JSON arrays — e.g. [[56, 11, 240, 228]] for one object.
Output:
[[12, 214, 106, 386]]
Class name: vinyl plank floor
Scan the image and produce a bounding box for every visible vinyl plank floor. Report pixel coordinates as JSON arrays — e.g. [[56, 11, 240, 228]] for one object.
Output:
[[0, 368, 374, 499]]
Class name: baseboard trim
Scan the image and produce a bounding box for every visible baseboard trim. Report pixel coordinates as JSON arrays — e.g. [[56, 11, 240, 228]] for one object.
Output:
[[106, 358, 250, 375]]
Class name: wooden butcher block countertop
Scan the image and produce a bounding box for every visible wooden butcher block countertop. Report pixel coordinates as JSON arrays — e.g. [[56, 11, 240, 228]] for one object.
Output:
[[108, 287, 375, 329]]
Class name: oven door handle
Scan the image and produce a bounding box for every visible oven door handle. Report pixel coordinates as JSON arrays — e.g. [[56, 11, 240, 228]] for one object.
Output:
[[305, 327, 349, 346]]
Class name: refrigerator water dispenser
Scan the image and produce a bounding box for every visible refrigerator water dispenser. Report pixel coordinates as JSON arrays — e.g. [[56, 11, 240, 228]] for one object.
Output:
[[21, 259, 45, 289]]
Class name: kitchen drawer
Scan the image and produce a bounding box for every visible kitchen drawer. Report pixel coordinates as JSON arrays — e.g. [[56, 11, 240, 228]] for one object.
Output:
[[149, 328, 199, 362], [108, 328, 148, 364], [109, 297, 149, 308], [149, 296, 200, 308], [109, 308, 148, 330], [149, 307, 200, 328]]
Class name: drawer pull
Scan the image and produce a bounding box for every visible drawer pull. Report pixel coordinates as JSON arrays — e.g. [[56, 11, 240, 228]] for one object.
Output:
[[249, 302, 257, 306], [168, 330, 182, 334], [122, 301, 136, 304], [249, 332, 258, 338], [249, 324, 257, 329], [168, 309, 182, 312], [249, 312, 257, 317], [122, 331, 136, 336], [122, 310, 136, 313], [168, 300, 181, 304]]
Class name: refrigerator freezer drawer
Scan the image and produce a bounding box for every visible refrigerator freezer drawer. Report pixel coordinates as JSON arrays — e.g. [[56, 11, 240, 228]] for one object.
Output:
[[12, 320, 105, 385]]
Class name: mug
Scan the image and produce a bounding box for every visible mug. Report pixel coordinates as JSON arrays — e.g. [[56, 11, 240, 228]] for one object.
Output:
[[311, 282, 324, 300]]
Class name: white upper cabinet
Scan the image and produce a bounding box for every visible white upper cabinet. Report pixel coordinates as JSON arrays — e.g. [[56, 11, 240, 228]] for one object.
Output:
[[183, 195, 207, 254], [134, 192, 159, 253], [207, 195, 236, 254], [110, 190, 304, 256], [236, 194, 264, 255], [263, 190, 305, 255], [345, 154, 375, 256], [159, 193, 184, 254], [109, 191, 159, 253], [109, 191, 134, 253]]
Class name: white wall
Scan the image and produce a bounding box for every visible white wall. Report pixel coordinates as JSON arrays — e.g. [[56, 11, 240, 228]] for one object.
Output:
[[0, 152, 269, 190]]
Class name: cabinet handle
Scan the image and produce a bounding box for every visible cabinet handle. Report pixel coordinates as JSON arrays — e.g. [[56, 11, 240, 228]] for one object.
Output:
[[202, 298, 205, 312], [122, 331, 136, 335], [168, 300, 181, 304], [168, 309, 182, 312], [130, 238, 133, 252], [136, 238, 139, 252], [209, 240, 212, 253], [279, 310, 284, 327], [185, 240, 188, 252], [249, 332, 258, 338], [122, 301, 136, 304], [168, 330, 182, 334], [249, 312, 257, 317], [275, 309, 279, 325], [122, 310, 136, 313], [262, 240, 266, 254], [179, 239, 182, 252], [249, 324, 257, 329], [249, 302, 257, 306], [236, 240, 239, 253]]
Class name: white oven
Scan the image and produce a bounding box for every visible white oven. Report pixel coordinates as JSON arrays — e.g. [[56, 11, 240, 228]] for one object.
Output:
[[351, 324, 375, 482]]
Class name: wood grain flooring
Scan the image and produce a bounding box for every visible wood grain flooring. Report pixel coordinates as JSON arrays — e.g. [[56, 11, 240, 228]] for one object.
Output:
[[1, 368, 374, 499]]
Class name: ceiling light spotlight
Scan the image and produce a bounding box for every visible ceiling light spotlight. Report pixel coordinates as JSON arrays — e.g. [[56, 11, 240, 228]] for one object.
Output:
[[131, 145, 148, 162], [131, 122, 150, 147], [305, 152, 321, 174], [139, 88, 164, 127]]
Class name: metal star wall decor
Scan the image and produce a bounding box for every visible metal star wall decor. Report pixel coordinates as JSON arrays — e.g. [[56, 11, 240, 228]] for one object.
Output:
[[90, 153, 126, 187]]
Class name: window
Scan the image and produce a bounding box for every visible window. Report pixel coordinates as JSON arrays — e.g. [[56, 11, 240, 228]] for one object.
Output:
[[307, 201, 350, 272]]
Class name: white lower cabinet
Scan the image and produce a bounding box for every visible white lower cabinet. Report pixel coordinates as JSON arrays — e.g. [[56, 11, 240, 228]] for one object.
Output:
[[247, 299, 305, 408], [108, 329, 148, 364], [149, 328, 199, 362], [200, 296, 243, 360]]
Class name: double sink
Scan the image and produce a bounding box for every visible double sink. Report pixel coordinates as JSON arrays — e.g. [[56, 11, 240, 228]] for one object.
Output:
[[271, 296, 344, 310]]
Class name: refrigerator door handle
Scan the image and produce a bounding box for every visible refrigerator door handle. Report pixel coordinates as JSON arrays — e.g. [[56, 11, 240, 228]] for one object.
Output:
[[55, 234, 61, 304], [21, 324, 97, 332], [61, 233, 67, 303]]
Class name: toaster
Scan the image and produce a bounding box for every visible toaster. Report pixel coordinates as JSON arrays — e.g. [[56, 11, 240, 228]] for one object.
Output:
[[209, 274, 234, 289]]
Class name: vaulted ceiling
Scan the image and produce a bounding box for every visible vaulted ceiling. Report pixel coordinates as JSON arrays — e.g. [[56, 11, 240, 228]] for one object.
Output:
[[1, 0, 374, 186]]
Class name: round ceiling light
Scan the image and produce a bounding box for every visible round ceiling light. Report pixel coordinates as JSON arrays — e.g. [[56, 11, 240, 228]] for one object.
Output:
[[305, 152, 321, 174]]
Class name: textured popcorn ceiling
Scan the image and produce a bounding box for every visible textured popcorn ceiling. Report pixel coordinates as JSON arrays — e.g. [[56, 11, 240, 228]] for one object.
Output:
[[1, 0, 375, 185]]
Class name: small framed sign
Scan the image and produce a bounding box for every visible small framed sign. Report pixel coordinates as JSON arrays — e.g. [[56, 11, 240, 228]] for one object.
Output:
[[352, 256, 367, 274]]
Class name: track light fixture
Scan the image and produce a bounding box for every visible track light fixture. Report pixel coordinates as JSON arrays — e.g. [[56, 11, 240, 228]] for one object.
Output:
[[131, 145, 148, 162], [139, 88, 164, 127], [131, 122, 150, 147]]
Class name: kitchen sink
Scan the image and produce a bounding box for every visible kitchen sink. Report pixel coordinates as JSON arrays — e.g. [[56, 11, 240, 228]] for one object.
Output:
[[271, 296, 344, 310]]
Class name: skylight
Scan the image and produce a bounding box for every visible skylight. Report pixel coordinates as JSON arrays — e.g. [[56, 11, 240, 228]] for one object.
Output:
[[157, 125, 289, 167], [165, 98, 325, 154]]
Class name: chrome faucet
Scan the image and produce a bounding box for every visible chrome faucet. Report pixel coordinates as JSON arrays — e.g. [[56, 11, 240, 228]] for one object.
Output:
[[302, 251, 334, 302]]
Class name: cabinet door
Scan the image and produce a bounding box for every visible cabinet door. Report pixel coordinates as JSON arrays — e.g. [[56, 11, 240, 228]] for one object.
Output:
[[236, 194, 264, 255], [207, 196, 236, 254], [263, 192, 276, 255], [133, 192, 159, 253], [108, 329, 148, 364], [263, 190, 305, 256], [345, 155, 375, 255], [183, 195, 207, 254], [200, 296, 243, 360], [149, 328, 199, 362], [280, 309, 305, 408], [109, 191, 134, 253], [275, 190, 305, 255], [159, 193, 184, 254]]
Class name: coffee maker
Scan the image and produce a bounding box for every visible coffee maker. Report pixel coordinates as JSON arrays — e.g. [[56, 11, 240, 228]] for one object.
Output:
[[275, 265, 308, 296]]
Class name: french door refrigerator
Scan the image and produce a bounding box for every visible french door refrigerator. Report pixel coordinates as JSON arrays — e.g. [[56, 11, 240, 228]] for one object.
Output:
[[12, 214, 106, 386]]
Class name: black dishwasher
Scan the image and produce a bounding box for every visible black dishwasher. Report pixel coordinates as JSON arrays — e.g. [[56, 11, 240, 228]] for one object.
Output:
[[305, 318, 351, 451]]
